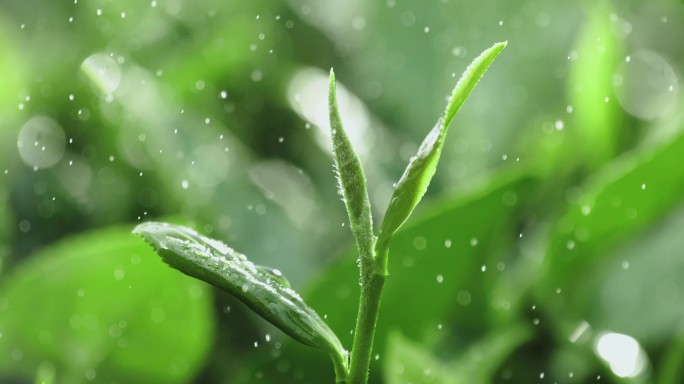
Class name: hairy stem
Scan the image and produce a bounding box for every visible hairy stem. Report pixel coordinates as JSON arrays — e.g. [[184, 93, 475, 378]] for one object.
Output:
[[348, 272, 386, 384]]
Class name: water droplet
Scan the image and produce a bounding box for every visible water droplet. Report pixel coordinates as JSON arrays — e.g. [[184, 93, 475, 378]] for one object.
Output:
[[481, 265, 486, 272], [555, 119, 564, 130], [220, 90, 228, 99], [436, 274, 444, 284], [444, 239, 452, 248], [621, 260, 630, 270], [641, 183, 646, 190], [581, 205, 592, 216], [17, 116, 66, 170], [181, 180, 189, 189], [18, 220, 31, 233], [413, 236, 427, 250], [470, 238, 478, 247]]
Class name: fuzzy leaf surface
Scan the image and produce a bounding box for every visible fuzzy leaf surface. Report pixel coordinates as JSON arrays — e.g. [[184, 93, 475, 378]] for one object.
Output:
[[133, 221, 345, 358], [376, 42, 507, 252], [328, 70, 374, 266]]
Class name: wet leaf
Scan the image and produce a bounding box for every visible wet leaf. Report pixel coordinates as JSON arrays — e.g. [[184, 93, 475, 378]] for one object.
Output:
[[133, 221, 345, 359], [328, 70, 374, 265], [376, 42, 507, 262]]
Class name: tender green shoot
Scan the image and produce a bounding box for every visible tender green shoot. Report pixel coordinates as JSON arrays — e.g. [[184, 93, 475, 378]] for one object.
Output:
[[328, 70, 375, 275], [375, 41, 507, 275], [133, 41, 506, 384]]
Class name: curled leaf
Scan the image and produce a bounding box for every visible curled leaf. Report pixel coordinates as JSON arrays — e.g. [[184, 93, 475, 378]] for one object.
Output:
[[133, 222, 345, 359], [328, 70, 374, 266]]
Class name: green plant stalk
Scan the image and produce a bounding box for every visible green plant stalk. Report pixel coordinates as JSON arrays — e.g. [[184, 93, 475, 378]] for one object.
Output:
[[348, 269, 386, 384], [332, 352, 350, 383]]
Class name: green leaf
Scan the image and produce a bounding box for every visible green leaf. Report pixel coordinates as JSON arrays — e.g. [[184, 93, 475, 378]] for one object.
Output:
[[376, 42, 507, 268], [537, 124, 684, 341], [568, 2, 623, 169], [0, 226, 213, 383], [328, 70, 375, 268], [384, 325, 532, 384], [133, 221, 345, 359]]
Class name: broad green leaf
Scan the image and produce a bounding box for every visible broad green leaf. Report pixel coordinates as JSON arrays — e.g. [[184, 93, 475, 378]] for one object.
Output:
[[328, 70, 374, 266], [537, 124, 684, 342], [385, 325, 532, 384], [376, 42, 507, 267], [133, 221, 345, 360], [0, 227, 213, 384]]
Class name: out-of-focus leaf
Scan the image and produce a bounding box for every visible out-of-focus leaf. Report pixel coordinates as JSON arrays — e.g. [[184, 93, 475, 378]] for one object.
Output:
[[247, 171, 531, 383], [0, 227, 213, 384], [34, 362, 56, 384], [385, 324, 532, 384], [328, 70, 374, 266], [659, 327, 684, 384], [537, 126, 684, 338], [384, 332, 452, 384], [568, 2, 623, 169], [376, 42, 507, 266], [133, 222, 345, 360]]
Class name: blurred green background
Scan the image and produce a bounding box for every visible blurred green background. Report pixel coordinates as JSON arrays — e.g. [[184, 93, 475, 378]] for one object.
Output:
[[1, 0, 683, 383]]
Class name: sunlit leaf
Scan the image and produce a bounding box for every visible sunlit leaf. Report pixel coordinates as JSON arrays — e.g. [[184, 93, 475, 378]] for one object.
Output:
[[568, 2, 623, 169], [0, 227, 213, 383], [328, 70, 374, 266], [376, 42, 507, 266], [133, 221, 345, 359]]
